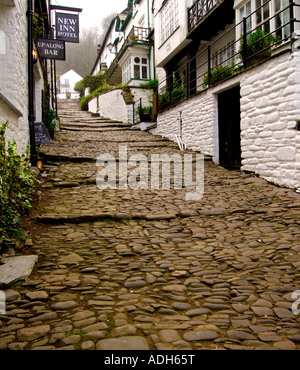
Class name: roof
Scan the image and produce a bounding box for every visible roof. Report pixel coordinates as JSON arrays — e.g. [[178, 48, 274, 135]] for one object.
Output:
[[90, 16, 118, 75], [59, 69, 83, 80]]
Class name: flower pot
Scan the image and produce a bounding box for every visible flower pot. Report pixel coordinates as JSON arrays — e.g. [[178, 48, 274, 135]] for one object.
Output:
[[139, 113, 152, 122], [247, 50, 271, 66]]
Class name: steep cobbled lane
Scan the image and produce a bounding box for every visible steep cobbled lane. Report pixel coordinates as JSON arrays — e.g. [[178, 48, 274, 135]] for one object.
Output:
[[1, 99, 299, 350]]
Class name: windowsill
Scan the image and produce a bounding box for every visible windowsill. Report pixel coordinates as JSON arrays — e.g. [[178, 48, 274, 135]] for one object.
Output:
[[0, 92, 23, 117], [158, 25, 180, 50]]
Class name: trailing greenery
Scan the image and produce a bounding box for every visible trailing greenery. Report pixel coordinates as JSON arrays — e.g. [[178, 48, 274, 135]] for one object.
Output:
[[0, 122, 37, 250], [139, 79, 159, 90], [44, 109, 59, 137], [80, 94, 94, 111], [202, 64, 235, 88], [239, 28, 277, 59], [159, 72, 186, 108]]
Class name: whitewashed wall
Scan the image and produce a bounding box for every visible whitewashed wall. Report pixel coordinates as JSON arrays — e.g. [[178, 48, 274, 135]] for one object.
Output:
[[0, 1, 29, 154], [89, 87, 154, 124], [240, 52, 300, 189], [154, 52, 300, 190]]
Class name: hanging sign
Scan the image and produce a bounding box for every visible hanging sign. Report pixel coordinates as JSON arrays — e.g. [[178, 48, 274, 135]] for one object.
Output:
[[37, 38, 66, 60], [55, 12, 79, 43]]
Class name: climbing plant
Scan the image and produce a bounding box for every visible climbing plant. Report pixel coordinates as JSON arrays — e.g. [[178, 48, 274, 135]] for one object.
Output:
[[0, 122, 36, 250]]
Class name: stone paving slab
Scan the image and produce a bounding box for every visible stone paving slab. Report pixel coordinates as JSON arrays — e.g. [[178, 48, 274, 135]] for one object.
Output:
[[0, 100, 299, 350], [0, 256, 38, 287]]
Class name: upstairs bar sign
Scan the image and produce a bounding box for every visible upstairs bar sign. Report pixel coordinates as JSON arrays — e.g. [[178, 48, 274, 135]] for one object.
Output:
[[37, 39, 66, 60], [55, 13, 79, 43]]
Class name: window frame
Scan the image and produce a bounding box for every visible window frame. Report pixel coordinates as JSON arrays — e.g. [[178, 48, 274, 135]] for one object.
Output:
[[160, 0, 179, 46]]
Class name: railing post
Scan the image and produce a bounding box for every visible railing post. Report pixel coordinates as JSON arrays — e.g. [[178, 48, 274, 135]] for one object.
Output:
[[242, 17, 247, 69], [207, 45, 211, 87]]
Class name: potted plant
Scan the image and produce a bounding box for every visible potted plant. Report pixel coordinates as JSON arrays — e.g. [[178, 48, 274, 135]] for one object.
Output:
[[239, 28, 277, 65], [136, 105, 153, 122]]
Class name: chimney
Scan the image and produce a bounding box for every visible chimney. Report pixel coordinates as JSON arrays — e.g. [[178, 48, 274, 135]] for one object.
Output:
[[71, 64, 76, 71], [97, 44, 101, 54]]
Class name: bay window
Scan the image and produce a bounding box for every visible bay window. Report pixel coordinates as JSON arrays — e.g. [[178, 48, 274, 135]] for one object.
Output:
[[122, 55, 149, 84]]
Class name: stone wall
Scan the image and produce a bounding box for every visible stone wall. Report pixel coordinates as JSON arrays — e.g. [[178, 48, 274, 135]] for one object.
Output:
[[89, 87, 154, 123], [154, 51, 300, 190], [0, 1, 29, 154], [240, 52, 299, 189]]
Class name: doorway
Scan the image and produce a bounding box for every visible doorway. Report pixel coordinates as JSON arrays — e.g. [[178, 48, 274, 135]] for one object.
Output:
[[218, 85, 241, 169]]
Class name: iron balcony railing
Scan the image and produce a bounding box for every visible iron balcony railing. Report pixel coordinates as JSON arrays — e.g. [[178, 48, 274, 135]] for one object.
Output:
[[106, 27, 151, 79], [156, 0, 299, 112], [188, 0, 223, 31]]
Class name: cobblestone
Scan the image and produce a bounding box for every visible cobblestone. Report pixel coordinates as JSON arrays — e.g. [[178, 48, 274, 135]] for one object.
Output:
[[0, 100, 299, 350]]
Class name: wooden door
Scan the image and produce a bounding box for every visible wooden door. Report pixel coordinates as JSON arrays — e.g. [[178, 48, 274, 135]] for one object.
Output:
[[218, 85, 241, 169]]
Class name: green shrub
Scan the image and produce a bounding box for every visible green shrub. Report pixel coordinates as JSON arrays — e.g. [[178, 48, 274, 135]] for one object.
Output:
[[239, 28, 277, 59], [139, 79, 159, 90], [0, 122, 37, 249], [75, 73, 106, 96], [202, 64, 235, 88], [44, 109, 59, 137], [80, 94, 93, 111]]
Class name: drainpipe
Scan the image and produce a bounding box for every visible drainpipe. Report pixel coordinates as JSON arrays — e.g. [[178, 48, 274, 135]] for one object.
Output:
[[27, 0, 37, 166], [147, 0, 152, 80]]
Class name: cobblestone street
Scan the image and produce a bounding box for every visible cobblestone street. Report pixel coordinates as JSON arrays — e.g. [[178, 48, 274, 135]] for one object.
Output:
[[0, 100, 299, 350]]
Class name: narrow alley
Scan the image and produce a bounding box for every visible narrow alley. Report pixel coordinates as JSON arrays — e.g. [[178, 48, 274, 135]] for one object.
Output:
[[0, 99, 299, 350]]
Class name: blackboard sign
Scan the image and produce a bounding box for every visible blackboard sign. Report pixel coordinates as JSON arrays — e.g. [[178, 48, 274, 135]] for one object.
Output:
[[56, 13, 79, 43], [37, 38, 66, 60], [34, 122, 52, 146]]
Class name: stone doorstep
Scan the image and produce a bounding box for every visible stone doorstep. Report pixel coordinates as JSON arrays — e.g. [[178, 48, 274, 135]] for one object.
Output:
[[0, 255, 38, 287]]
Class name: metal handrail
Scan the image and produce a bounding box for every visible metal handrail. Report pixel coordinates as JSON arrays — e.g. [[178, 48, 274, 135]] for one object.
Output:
[[158, 2, 298, 112]]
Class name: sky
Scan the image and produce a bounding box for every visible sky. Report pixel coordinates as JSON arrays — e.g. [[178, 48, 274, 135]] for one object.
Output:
[[50, 0, 128, 31]]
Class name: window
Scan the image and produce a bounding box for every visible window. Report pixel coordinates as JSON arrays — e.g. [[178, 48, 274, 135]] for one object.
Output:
[[236, 0, 290, 43], [160, 0, 179, 45], [122, 56, 148, 84], [212, 40, 236, 68], [122, 58, 132, 84], [133, 56, 148, 80], [239, 1, 252, 34], [255, 0, 270, 32], [274, 0, 290, 40]]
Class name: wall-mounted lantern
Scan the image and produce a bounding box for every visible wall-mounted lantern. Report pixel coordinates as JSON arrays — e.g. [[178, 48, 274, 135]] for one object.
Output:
[[107, 42, 116, 54], [32, 49, 38, 64]]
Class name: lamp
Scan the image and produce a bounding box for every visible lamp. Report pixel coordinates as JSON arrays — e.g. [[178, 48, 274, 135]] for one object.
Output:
[[32, 49, 38, 64], [107, 42, 116, 54]]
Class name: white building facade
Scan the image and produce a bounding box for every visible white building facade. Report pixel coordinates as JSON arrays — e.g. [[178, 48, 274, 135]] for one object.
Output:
[[151, 0, 300, 190], [0, 0, 51, 157], [91, 0, 155, 86], [57, 69, 82, 99]]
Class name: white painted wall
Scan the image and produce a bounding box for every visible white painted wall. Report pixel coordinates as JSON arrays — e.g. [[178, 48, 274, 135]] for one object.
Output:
[[0, 1, 29, 153], [153, 0, 191, 68], [88, 87, 154, 124], [154, 52, 300, 190], [58, 69, 82, 99]]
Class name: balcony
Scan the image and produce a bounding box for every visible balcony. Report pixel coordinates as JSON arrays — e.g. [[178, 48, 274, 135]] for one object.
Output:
[[187, 0, 234, 41], [188, 0, 222, 31], [106, 27, 151, 84]]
